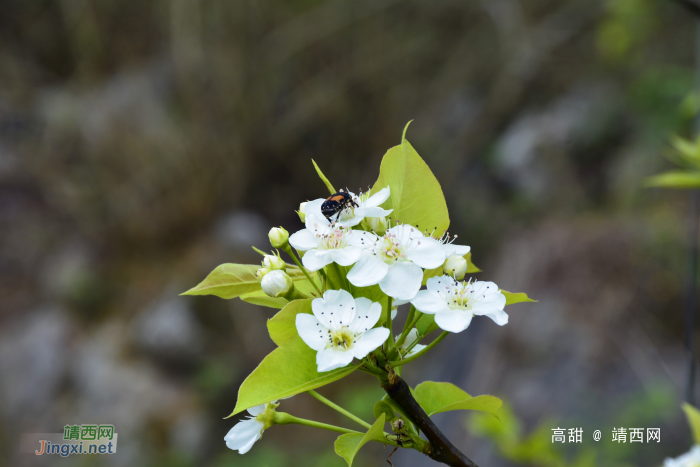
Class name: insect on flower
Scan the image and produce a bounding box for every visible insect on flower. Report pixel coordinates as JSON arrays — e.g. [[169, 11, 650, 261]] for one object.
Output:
[[321, 190, 359, 223]]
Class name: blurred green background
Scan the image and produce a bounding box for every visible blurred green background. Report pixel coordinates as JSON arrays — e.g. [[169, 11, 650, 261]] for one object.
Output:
[[0, 0, 698, 465]]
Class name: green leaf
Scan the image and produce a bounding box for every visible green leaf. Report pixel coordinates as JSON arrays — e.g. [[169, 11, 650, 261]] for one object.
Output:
[[465, 252, 481, 273], [371, 124, 450, 235], [416, 313, 439, 337], [181, 264, 260, 299], [229, 335, 356, 417], [267, 299, 313, 346], [312, 159, 336, 195], [414, 381, 502, 418], [500, 290, 537, 306], [240, 291, 288, 309], [645, 170, 700, 189], [334, 414, 386, 466], [671, 135, 700, 168], [373, 401, 395, 421], [422, 266, 443, 285], [683, 403, 700, 445], [287, 267, 316, 281]]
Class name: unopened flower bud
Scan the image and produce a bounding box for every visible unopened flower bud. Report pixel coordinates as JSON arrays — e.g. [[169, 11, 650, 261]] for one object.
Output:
[[391, 417, 407, 434], [263, 254, 286, 271], [268, 227, 289, 249], [297, 202, 307, 223], [261, 270, 293, 298], [364, 216, 388, 235], [256, 267, 270, 282], [443, 255, 468, 280]]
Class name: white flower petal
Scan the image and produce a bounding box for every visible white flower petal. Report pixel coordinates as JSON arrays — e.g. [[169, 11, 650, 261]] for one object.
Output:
[[330, 246, 362, 266], [346, 230, 378, 248], [289, 229, 319, 251], [351, 327, 390, 359], [443, 244, 470, 257], [224, 418, 264, 453], [316, 348, 354, 372], [312, 289, 356, 330], [379, 262, 423, 300], [354, 206, 392, 218], [406, 343, 427, 357], [301, 249, 335, 271], [406, 237, 446, 269], [296, 313, 329, 351], [435, 310, 473, 333], [304, 199, 327, 229], [348, 298, 382, 333], [247, 403, 267, 416], [410, 290, 449, 314], [481, 308, 509, 326], [337, 216, 363, 228], [347, 255, 389, 287], [426, 275, 457, 293], [364, 187, 390, 207]]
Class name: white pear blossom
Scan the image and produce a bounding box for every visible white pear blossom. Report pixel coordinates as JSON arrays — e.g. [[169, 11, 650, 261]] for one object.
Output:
[[305, 187, 393, 228], [288, 213, 372, 271], [397, 329, 427, 357], [410, 275, 508, 333], [224, 401, 277, 454], [261, 270, 293, 298], [664, 445, 700, 467], [347, 224, 446, 300], [296, 289, 390, 372]]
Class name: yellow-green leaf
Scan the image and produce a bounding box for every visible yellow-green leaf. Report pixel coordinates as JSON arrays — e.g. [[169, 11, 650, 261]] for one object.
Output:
[[414, 381, 502, 418], [312, 159, 336, 195], [465, 252, 481, 273], [645, 171, 700, 189], [373, 401, 395, 421], [228, 335, 356, 417], [267, 299, 313, 346], [371, 124, 450, 234], [334, 414, 386, 466], [501, 290, 537, 306], [181, 264, 260, 299], [683, 403, 700, 445], [240, 291, 288, 309]]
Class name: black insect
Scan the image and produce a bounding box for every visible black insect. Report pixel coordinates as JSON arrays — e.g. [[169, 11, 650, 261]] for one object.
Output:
[[321, 190, 359, 223]]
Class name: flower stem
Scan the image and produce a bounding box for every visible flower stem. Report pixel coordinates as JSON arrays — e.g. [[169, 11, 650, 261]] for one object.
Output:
[[282, 245, 322, 295], [386, 296, 394, 349], [274, 412, 360, 435], [395, 306, 422, 348], [389, 331, 449, 367], [307, 390, 372, 429]]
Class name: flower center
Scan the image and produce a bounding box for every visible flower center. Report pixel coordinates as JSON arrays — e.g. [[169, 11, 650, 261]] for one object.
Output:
[[446, 283, 475, 311], [317, 226, 349, 250], [376, 233, 406, 263], [328, 327, 355, 351]]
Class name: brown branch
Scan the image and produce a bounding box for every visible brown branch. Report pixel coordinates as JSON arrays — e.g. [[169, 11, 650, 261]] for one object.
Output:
[[381, 375, 479, 467]]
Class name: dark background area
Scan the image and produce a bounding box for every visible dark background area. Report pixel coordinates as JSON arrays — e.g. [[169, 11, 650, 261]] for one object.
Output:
[[0, 0, 698, 466]]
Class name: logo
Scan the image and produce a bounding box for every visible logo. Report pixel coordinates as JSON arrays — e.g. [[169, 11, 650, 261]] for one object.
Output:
[[20, 425, 118, 457]]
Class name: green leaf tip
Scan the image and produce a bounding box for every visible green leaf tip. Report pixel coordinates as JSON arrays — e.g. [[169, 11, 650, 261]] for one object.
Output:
[[334, 413, 386, 466], [682, 403, 700, 445], [402, 120, 414, 142], [500, 290, 537, 306], [311, 159, 336, 194]]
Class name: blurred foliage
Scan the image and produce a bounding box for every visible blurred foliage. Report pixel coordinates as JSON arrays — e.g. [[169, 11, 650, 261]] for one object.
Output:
[[468, 384, 678, 467]]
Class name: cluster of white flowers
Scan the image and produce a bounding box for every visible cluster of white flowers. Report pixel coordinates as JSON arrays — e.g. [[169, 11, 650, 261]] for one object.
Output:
[[287, 186, 508, 372], [664, 445, 700, 467]]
